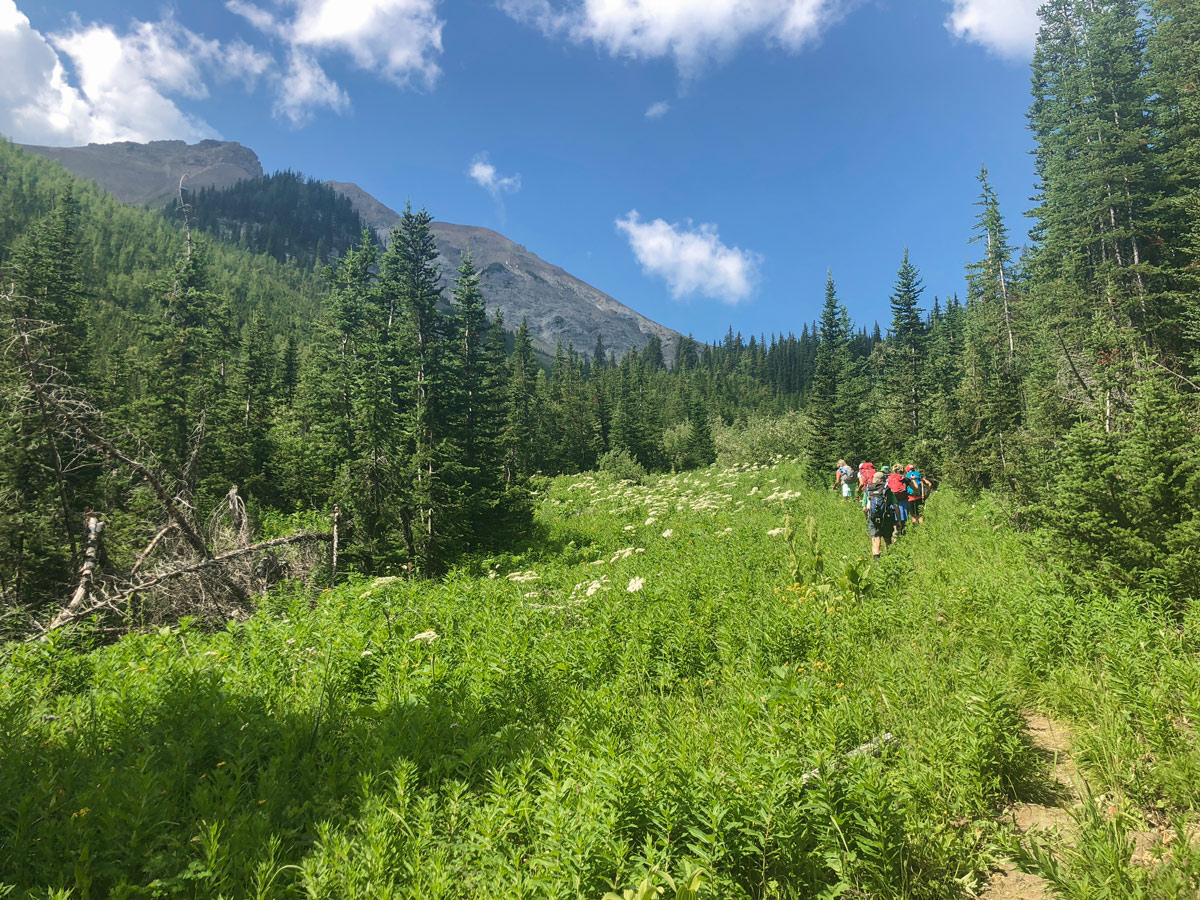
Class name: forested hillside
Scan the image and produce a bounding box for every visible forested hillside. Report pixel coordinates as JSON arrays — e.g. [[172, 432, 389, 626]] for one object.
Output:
[[3, 0, 1200, 625], [164, 171, 375, 270]]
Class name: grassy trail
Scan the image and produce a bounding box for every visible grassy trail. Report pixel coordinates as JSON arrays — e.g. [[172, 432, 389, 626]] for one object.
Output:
[[2, 460, 1199, 898]]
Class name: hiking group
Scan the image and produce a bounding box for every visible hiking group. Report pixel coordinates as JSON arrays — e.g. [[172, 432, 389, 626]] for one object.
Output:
[[834, 459, 932, 561]]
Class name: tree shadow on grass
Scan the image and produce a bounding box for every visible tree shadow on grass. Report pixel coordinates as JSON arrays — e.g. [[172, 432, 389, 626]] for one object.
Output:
[[0, 653, 556, 898]]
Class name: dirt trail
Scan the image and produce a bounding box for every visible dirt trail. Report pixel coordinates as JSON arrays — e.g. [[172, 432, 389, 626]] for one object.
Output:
[[980, 713, 1079, 900], [979, 712, 1200, 899]]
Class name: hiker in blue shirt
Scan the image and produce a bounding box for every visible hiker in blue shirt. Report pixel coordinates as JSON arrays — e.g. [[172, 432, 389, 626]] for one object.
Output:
[[905, 464, 928, 524]]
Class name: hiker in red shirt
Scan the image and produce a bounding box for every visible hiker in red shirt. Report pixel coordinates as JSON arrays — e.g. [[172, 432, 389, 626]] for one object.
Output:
[[885, 465, 909, 538]]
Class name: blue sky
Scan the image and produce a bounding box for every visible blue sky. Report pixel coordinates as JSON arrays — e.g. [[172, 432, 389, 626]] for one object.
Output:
[[2, 0, 1042, 343]]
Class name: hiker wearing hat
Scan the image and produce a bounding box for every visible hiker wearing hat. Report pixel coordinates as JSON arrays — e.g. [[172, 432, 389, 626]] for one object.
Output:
[[905, 464, 928, 523], [862, 470, 897, 558]]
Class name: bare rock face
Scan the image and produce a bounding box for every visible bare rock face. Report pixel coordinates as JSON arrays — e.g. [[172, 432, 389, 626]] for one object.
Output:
[[326, 182, 679, 359], [20, 140, 681, 360], [20, 139, 263, 207], [430, 222, 678, 361]]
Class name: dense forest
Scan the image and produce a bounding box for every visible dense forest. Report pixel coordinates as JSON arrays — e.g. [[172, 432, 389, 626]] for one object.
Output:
[[164, 171, 375, 269], [1, 0, 1198, 631]]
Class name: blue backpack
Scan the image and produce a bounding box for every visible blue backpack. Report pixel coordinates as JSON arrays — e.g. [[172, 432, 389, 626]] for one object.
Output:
[[867, 488, 889, 526], [910, 472, 925, 499]]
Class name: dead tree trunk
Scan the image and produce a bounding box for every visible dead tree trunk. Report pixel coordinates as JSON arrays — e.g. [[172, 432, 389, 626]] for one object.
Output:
[[49, 515, 105, 631]]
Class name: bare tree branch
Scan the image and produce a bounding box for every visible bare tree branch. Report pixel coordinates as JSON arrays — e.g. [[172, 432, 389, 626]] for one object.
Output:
[[44, 531, 333, 633]]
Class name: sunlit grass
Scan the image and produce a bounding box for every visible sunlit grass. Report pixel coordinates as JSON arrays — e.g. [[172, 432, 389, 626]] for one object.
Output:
[[2, 459, 1198, 898]]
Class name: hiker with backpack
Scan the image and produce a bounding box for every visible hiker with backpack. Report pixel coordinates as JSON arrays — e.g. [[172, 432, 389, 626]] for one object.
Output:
[[885, 465, 910, 539], [862, 470, 897, 559], [834, 459, 854, 501], [857, 461, 875, 497], [905, 464, 928, 523]]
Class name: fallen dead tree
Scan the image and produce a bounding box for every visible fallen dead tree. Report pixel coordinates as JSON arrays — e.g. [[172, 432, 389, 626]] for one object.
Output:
[[4, 300, 340, 640], [45, 525, 332, 634]]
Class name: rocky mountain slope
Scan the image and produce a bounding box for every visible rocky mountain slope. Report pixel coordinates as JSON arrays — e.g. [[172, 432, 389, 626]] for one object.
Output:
[[19, 140, 263, 207], [21, 140, 680, 359], [326, 181, 678, 359]]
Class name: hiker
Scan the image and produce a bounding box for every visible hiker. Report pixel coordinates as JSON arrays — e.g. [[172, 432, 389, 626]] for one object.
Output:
[[834, 459, 854, 501], [885, 465, 910, 538], [863, 471, 896, 559], [858, 461, 875, 496], [905, 464, 928, 523]]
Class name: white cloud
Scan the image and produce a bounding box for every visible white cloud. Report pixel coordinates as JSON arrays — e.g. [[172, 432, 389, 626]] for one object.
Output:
[[616, 210, 762, 304], [224, 39, 274, 86], [273, 49, 350, 124], [0, 1, 246, 144], [499, 0, 845, 76], [945, 0, 1040, 60], [644, 100, 670, 119], [468, 152, 522, 197], [228, 0, 444, 89]]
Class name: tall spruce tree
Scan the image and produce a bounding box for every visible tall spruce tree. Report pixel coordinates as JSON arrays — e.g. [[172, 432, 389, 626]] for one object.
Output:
[[959, 174, 1024, 487], [0, 191, 89, 603], [882, 250, 927, 454], [136, 234, 237, 501], [1147, 0, 1200, 364], [504, 320, 538, 484], [448, 253, 509, 545], [1029, 0, 1162, 363], [807, 272, 851, 467], [384, 205, 460, 574]]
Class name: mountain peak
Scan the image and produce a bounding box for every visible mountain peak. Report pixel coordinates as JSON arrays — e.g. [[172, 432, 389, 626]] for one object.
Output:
[[18, 139, 262, 207], [19, 139, 680, 360]]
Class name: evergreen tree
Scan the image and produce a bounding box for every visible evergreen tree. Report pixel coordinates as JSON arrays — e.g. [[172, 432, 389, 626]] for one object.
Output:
[[1029, 0, 1163, 357], [882, 249, 927, 454], [504, 320, 538, 484], [807, 272, 851, 466], [0, 191, 89, 603], [956, 172, 1025, 487], [227, 312, 277, 504], [383, 205, 460, 574], [1147, 0, 1200, 363], [136, 235, 237, 500], [448, 253, 509, 544]]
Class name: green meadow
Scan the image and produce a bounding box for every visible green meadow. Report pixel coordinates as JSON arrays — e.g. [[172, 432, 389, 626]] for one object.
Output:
[[3, 460, 1199, 898]]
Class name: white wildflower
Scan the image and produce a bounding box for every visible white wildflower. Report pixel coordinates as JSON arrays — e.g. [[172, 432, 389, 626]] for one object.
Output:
[[645, 517, 656, 526], [408, 630, 439, 643], [507, 570, 539, 583], [361, 649, 374, 657], [662, 528, 674, 538], [767, 527, 785, 536], [627, 576, 645, 593]]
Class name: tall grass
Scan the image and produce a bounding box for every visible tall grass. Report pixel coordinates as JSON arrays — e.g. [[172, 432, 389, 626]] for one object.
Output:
[[2, 461, 1197, 898]]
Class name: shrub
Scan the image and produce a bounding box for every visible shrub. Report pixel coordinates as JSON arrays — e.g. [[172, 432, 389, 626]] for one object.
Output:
[[597, 446, 647, 482], [712, 411, 808, 467]]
